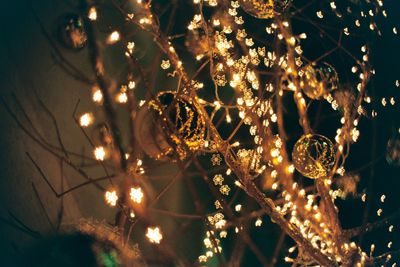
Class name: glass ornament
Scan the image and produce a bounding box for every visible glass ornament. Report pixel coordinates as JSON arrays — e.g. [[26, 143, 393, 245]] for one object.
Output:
[[292, 134, 336, 179], [238, 0, 291, 19], [134, 91, 205, 160], [59, 14, 87, 50], [300, 62, 339, 100], [386, 137, 400, 166], [134, 100, 174, 161]]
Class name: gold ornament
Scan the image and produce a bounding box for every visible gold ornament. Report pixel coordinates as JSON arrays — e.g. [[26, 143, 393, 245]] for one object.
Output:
[[134, 91, 205, 160], [238, 0, 291, 19], [300, 62, 339, 100], [292, 134, 336, 179]]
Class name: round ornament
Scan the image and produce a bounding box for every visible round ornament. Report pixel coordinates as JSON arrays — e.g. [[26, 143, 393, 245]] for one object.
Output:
[[292, 134, 336, 179], [300, 62, 339, 100], [59, 14, 87, 50], [134, 101, 173, 161], [386, 137, 400, 166], [134, 91, 205, 160], [239, 0, 291, 19]]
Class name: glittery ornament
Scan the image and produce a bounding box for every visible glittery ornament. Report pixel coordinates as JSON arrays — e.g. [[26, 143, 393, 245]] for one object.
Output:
[[239, 0, 291, 19], [292, 134, 336, 179], [134, 100, 174, 161], [135, 91, 205, 160], [386, 137, 400, 166], [59, 14, 87, 50], [300, 62, 339, 100]]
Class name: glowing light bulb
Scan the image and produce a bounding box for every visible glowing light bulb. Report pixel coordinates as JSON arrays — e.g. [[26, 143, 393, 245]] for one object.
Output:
[[108, 31, 120, 44], [130, 187, 144, 203], [79, 113, 94, 127], [94, 146, 107, 161], [146, 227, 163, 244], [105, 190, 118, 206]]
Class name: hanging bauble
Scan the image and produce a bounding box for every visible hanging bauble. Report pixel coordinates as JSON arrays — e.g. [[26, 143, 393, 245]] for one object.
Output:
[[238, 0, 291, 19], [134, 101, 174, 161], [292, 134, 336, 179], [386, 137, 400, 166], [300, 62, 339, 100], [134, 91, 205, 160], [58, 14, 87, 50]]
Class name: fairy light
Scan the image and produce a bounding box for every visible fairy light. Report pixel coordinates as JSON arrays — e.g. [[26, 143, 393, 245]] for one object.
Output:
[[377, 208, 383, 216], [146, 227, 163, 244], [128, 80, 136, 90], [198, 255, 207, 262], [108, 31, 120, 44], [116, 92, 128, 103], [161, 60, 170, 69], [88, 7, 97, 21], [126, 42, 135, 55], [79, 113, 94, 127], [362, 193, 367, 202], [130, 187, 144, 203], [105, 190, 118, 206], [235, 204, 242, 212], [138, 100, 146, 107], [226, 112, 232, 123], [92, 88, 103, 103], [288, 164, 295, 173], [94, 146, 106, 161], [220, 231, 227, 238]]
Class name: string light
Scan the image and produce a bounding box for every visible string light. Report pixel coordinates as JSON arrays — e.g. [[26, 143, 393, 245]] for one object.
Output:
[[79, 113, 94, 127], [108, 31, 120, 44], [88, 7, 97, 21], [94, 146, 106, 161], [129, 187, 144, 203], [146, 227, 163, 244], [105, 190, 118, 206]]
